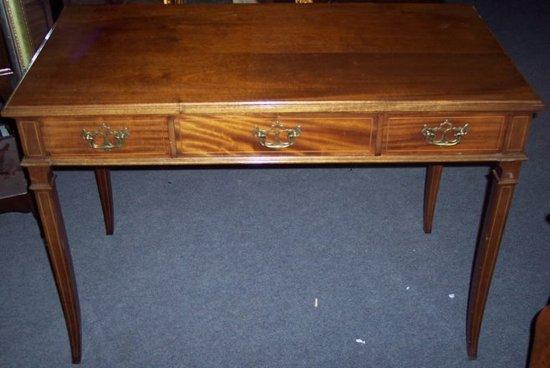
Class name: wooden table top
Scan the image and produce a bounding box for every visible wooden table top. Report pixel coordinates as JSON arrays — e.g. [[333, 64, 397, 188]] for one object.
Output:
[[3, 3, 543, 117]]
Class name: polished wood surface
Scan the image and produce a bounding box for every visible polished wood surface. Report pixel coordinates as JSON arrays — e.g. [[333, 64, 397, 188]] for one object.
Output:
[[504, 115, 532, 153], [466, 161, 521, 359], [40, 116, 171, 158], [423, 164, 442, 234], [3, 4, 542, 117], [382, 115, 506, 154], [1, 3, 543, 364], [16, 113, 533, 166], [0, 0, 114, 246], [27, 165, 81, 364], [94, 168, 113, 235], [176, 114, 374, 156]]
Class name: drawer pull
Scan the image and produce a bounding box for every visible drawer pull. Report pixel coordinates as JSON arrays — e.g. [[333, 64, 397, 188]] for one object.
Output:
[[81, 123, 129, 151], [421, 120, 469, 146], [253, 121, 301, 149]]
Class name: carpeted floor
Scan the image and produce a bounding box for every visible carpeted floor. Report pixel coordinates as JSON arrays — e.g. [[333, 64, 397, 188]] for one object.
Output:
[[1, 1, 548, 367]]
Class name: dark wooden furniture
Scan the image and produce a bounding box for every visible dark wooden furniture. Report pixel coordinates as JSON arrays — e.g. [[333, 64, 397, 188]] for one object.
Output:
[[1, 4, 543, 364], [0, 187, 40, 220], [0, 124, 41, 230], [530, 306, 550, 368], [23, 0, 54, 48], [62, 0, 174, 4], [0, 27, 14, 101]]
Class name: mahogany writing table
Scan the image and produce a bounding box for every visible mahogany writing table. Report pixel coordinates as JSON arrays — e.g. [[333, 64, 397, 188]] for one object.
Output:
[[2, 3, 543, 364]]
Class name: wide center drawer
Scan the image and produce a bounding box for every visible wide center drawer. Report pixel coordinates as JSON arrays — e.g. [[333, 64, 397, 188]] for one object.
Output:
[[176, 114, 374, 156], [41, 116, 171, 158]]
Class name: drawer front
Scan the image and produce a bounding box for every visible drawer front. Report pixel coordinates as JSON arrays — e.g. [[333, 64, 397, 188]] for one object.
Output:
[[41, 116, 171, 157], [176, 114, 374, 156], [381, 115, 506, 154]]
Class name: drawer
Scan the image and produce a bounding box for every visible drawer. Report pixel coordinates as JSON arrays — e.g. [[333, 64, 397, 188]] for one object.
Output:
[[176, 114, 374, 156], [41, 116, 171, 157], [381, 115, 506, 154]]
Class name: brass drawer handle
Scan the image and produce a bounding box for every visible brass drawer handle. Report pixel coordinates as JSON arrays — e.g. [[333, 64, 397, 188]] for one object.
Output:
[[253, 121, 301, 149], [421, 119, 469, 146], [81, 123, 129, 151]]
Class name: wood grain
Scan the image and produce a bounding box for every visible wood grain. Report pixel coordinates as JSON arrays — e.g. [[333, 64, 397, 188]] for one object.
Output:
[[4, 100, 544, 117], [27, 165, 81, 364], [503, 115, 531, 153], [176, 114, 374, 156], [382, 115, 506, 154], [2, 4, 542, 117], [423, 164, 443, 233], [466, 161, 521, 359], [3, 3, 542, 364], [19, 152, 528, 167], [94, 168, 113, 235], [16, 120, 46, 158], [40, 116, 171, 157]]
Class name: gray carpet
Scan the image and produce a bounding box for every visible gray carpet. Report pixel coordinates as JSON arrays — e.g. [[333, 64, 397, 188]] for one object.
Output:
[[1, 1, 549, 367]]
